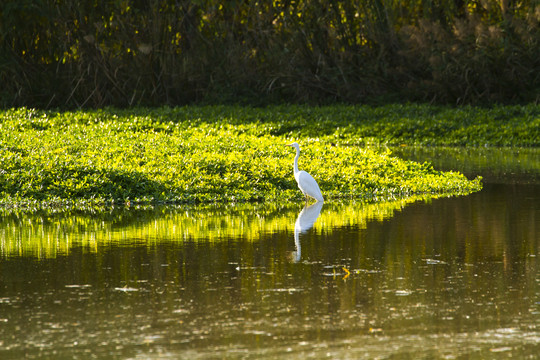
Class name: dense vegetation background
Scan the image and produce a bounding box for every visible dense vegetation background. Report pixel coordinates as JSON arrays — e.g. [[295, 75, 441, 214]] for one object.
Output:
[[1, 0, 539, 108]]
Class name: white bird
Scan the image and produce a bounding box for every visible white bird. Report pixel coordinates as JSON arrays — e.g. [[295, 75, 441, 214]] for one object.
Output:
[[286, 142, 324, 202]]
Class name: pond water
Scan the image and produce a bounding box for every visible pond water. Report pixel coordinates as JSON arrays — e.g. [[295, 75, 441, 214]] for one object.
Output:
[[0, 148, 539, 359]]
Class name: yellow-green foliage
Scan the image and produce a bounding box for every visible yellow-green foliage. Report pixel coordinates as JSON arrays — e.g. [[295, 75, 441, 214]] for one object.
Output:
[[0, 106, 486, 209], [2, 1, 539, 106], [0, 198, 435, 258]]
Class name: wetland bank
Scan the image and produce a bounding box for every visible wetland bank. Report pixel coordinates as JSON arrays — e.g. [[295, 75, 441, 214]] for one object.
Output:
[[0, 104, 539, 359], [0, 104, 501, 208], [2, 1, 539, 357]]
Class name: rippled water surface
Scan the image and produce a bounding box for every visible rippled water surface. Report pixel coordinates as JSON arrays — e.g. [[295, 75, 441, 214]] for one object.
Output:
[[1, 148, 539, 359]]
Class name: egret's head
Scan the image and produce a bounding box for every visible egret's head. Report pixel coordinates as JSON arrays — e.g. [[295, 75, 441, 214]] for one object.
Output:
[[286, 142, 300, 150]]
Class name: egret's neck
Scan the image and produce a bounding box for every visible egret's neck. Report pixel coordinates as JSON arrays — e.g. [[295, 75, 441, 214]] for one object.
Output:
[[293, 148, 300, 175]]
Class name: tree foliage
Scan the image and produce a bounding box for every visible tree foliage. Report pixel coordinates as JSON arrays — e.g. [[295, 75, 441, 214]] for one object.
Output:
[[1, 0, 539, 107]]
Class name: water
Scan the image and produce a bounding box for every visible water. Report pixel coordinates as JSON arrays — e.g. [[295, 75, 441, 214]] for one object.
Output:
[[0, 148, 539, 359]]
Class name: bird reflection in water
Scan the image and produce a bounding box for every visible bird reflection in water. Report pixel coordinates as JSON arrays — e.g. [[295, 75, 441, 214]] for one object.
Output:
[[292, 201, 323, 262]]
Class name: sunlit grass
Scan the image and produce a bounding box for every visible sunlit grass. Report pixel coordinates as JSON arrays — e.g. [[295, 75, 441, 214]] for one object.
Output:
[[0, 105, 493, 210]]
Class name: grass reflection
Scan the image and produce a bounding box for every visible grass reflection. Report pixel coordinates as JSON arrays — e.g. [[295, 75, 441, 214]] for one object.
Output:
[[0, 196, 433, 259]]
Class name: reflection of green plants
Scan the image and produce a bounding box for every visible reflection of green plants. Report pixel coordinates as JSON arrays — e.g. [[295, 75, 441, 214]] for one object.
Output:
[[0, 106, 486, 209], [392, 146, 540, 183], [0, 198, 430, 258]]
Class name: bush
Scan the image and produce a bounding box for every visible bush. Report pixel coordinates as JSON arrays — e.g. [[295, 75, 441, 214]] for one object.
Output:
[[1, 0, 539, 107]]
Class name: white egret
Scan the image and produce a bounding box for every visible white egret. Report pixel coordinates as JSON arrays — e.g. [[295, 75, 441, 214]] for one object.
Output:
[[286, 142, 324, 202]]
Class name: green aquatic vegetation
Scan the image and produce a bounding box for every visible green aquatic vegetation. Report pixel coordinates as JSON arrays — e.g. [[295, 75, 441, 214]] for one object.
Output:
[[0, 105, 492, 209]]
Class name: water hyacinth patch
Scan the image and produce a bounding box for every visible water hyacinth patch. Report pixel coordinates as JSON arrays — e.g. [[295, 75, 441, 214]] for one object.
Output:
[[0, 105, 495, 209]]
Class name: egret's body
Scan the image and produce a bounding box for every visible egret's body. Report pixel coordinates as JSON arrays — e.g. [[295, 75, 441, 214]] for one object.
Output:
[[286, 142, 324, 202]]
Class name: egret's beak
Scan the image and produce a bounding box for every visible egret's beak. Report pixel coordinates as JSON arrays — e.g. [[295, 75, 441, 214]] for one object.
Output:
[[285, 144, 292, 147]]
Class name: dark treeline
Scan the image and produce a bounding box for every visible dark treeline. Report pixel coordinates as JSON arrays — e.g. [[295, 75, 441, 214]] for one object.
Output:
[[1, 0, 539, 108]]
